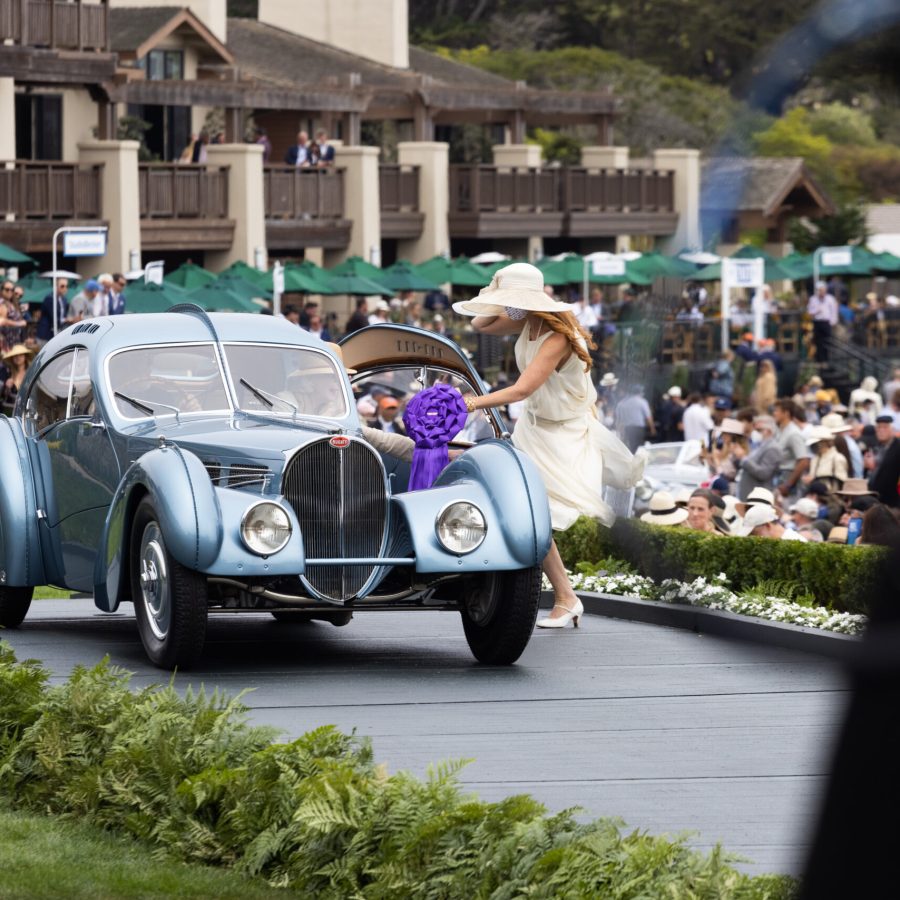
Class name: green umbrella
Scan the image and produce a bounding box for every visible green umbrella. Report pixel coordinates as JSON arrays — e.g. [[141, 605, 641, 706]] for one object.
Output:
[[535, 257, 572, 286], [418, 256, 491, 287], [730, 244, 780, 264], [326, 272, 392, 296], [329, 254, 383, 280], [121, 282, 184, 313], [777, 252, 812, 280], [630, 252, 698, 280], [376, 260, 441, 293], [165, 262, 216, 290], [260, 261, 334, 294], [817, 246, 876, 277], [0, 243, 36, 266], [220, 260, 269, 288], [415, 255, 452, 283], [185, 284, 260, 312], [214, 274, 273, 301], [871, 251, 900, 274], [573, 254, 654, 286]]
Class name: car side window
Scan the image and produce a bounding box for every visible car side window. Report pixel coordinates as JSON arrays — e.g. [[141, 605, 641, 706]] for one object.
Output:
[[24, 349, 76, 436], [69, 349, 95, 418]]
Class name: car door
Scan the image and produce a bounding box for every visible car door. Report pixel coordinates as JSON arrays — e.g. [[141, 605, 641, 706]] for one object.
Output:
[[24, 347, 121, 591], [339, 325, 506, 491]]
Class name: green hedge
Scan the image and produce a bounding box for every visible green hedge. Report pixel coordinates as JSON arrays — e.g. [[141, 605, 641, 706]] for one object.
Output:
[[556, 517, 884, 615], [0, 644, 794, 899]]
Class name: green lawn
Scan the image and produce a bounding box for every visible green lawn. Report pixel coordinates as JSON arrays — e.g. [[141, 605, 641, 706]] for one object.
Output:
[[0, 808, 298, 899], [32, 586, 73, 600]]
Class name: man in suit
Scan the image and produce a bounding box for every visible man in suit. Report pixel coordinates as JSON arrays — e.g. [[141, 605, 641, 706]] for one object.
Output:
[[315, 129, 335, 166], [109, 273, 127, 315], [285, 131, 309, 166], [36, 278, 70, 345]]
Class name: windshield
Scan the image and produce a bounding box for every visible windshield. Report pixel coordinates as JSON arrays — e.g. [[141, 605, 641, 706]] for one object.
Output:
[[108, 344, 230, 418], [223, 343, 349, 418]]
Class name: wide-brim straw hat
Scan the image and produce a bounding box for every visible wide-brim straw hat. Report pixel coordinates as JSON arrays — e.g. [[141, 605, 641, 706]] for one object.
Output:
[[640, 490, 689, 526], [599, 372, 619, 387], [452, 262, 572, 316], [835, 478, 878, 497], [326, 341, 357, 375], [2, 343, 34, 361], [827, 526, 848, 544], [736, 486, 776, 517], [806, 425, 835, 445], [719, 417, 745, 437], [820, 412, 850, 434]]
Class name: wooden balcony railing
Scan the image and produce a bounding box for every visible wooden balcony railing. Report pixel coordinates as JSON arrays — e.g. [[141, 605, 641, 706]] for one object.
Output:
[[138, 164, 229, 219], [565, 168, 675, 212], [379, 164, 419, 212], [263, 167, 345, 219], [450, 165, 564, 213], [0, 0, 109, 51], [448, 165, 676, 214], [0, 161, 103, 218]]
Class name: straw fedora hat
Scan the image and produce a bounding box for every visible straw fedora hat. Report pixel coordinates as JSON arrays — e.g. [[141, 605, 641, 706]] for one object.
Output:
[[326, 342, 357, 375], [835, 478, 877, 497], [736, 486, 776, 517], [820, 412, 850, 434], [452, 262, 571, 317], [599, 372, 619, 388], [2, 343, 34, 361], [640, 490, 689, 526], [826, 526, 848, 544]]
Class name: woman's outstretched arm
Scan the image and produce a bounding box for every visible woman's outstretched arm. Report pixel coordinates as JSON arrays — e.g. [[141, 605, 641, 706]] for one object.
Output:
[[471, 314, 527, 336], [466, 332, 569, 409]]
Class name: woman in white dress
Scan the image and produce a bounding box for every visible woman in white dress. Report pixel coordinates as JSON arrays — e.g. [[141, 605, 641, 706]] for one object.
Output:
[[454, 263, 644, 628]]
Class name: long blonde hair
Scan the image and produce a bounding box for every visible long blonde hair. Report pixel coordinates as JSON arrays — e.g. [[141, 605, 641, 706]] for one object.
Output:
[[530, 311, 596, 371]]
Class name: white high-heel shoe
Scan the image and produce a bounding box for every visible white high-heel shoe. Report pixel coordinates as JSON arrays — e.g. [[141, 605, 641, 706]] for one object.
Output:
[[536, 598, 584, 629]]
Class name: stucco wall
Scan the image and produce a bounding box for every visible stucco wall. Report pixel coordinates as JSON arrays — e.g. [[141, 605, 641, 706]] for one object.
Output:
[[257, 0, 408, 69]]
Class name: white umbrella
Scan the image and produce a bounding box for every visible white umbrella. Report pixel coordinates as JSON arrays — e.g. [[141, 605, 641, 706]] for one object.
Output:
[[40, 269, 81, 279], [678, 251, 720, 265], [470, 251, 510, 264]]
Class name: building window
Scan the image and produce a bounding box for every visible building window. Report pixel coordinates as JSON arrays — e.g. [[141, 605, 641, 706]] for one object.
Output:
[[15, 94, 62, 160], [139, 50, 185, 81]]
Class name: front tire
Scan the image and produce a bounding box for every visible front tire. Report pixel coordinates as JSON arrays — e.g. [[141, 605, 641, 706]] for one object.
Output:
[[0, 585, 33, 628], [459, 567, 542, 665], [130, 497, 207, 669]]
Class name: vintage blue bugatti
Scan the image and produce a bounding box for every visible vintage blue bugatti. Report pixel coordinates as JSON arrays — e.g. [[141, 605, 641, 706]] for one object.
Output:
[[0, 306, 551, 668]]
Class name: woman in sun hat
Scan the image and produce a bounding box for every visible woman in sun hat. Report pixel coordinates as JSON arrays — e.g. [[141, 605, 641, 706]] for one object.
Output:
[[803, 424, 848, 492], [0, 342, 33, 416], [454, 262, 645, 629]]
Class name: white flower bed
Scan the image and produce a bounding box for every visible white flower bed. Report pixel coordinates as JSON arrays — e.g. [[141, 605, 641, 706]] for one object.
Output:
[[548, 570, 867, 636]]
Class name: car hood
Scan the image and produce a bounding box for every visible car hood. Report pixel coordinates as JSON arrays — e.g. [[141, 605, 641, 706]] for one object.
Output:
[[126, 414, 344, 463]]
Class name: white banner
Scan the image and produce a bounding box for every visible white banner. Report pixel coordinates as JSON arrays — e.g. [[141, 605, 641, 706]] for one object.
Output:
[[63, 230, 107, 257], [821, 248, 852, 268], [722, 257, 764, 288], [591, 258, 627, 277]]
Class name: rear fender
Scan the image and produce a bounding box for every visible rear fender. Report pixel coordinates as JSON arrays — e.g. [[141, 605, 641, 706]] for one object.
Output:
[[0, 417, 45, 586], [94, 443, 223, 612]]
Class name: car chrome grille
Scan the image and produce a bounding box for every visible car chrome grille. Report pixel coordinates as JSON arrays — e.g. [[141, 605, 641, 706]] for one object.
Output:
[[282, 437, 387, 601], [204, 462, 270, 489]]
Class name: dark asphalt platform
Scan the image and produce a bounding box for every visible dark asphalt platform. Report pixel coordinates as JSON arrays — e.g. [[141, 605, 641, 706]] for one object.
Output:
[[2, 598, 849, 877]]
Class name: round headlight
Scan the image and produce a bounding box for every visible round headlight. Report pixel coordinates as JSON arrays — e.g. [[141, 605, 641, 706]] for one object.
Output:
[[435, 502, 486, 554], [241, 502, 292, 555]]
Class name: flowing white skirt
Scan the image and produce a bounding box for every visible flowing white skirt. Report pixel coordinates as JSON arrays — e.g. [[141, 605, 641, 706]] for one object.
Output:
[[513, 410, 645, 531]]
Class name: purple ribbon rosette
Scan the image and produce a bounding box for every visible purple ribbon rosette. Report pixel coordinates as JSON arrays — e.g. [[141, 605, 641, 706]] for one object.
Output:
[[402, 384, 468, 490]]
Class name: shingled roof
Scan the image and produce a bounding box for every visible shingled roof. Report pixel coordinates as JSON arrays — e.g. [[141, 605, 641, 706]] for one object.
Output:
[[702, 157, 834, 217], [109, 6, 233, 64]]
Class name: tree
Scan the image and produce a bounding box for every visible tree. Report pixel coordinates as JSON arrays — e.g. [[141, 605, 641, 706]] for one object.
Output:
[[753, 108, 834, 187], [787, 205, 869, 254]]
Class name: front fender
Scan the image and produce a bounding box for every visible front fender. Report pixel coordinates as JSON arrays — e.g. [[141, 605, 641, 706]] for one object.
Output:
[[94, 444, 223, 612], [0, 417, 45, 586], [393, 440, 552, 572]]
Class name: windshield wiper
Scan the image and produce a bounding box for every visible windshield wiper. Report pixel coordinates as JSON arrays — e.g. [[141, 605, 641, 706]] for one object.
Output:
[[114, 392, 181, 420], [115, 392, 154, 416], [239, 378, 298, 413]]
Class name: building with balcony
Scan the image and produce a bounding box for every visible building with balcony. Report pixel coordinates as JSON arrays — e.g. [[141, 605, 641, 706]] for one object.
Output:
[[0, 0, 702, 277]]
